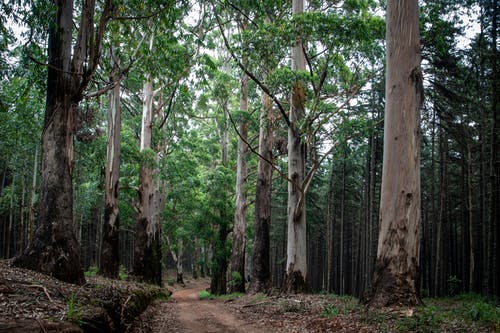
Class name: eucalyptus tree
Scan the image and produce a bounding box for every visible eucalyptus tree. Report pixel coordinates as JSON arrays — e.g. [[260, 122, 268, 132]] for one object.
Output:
[[284, 0, 308, 292], [14, 0, 113, 284], [219, 2, 383, 290], [364, 0, 423, 307]]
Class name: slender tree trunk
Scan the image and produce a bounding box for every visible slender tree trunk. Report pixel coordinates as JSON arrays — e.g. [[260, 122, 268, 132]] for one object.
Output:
[[229, 71, 249, 293], [28, 145, 38, 243], [467, 144, 475, 292], [176, 238, 184, 284], [488, 0, 500, 297], [6, 175, 15, 258], [19, 177, 26, 253], [100, 58, 121, 278], [284, 0, 308, 293], [200, 246, 206, 278], [339, 149, 346, 294], [210, 100, 230, 295], [250, 92, 274, 293], [326, 162, 335, 292], [192, 237, 198, 279], [133, 75, 162, 285], [364, 0, 423, 307]]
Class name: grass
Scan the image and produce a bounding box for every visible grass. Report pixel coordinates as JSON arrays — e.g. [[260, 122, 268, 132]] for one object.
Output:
[[316, 292, 499, 332], [66, 293, 85, 326]]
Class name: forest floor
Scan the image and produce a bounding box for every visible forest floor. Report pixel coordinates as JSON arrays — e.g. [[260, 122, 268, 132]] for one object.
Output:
[[1, 259, 498, 332], [132, 277, 500, 333]]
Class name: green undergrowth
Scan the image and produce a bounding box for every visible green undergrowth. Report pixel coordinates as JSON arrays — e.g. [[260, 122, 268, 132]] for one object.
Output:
[[320, 292, 499, 332], [84, 265, 129, 280], [198, 290, 244, 300]]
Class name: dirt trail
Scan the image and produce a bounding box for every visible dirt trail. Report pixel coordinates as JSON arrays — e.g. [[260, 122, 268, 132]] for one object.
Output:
[[171, 282, 265, 333], [135, 280, 267, 333]]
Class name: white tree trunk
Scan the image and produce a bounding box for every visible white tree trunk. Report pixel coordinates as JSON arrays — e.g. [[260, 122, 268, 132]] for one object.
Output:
[[230, 71, 249, 293], [285, 0, 308, 293], [366, 0, 423, 307], [100, 60, 121, 278]]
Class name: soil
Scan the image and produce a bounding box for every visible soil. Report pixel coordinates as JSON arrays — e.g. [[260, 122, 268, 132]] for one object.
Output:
[[0, 259, 170, 333], [1, 261, 496, 332], [130, 278, 361, 333]]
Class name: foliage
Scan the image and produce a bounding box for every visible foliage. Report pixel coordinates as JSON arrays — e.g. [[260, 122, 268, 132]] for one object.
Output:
[[395, 306, 442, 332], [321, 304, 340, 318], [198, 290, 214, 300], [66, 293, 84, 326], [119, 266, 129, 281], [84, 266, 99, 277]]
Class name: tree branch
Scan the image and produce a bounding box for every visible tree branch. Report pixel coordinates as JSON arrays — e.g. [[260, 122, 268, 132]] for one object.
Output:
[[213, 10, 291, 127], [226, 107, 292, 183]]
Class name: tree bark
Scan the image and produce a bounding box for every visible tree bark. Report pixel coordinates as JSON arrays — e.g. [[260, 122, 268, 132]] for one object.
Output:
[[100, 58, 121, 278], [249, 91, 274, 293], [364, 0, 423, 307], [133, 76, 162, 285], [28, 145, 38, 244], [283, 0, 308, 294], [192, 237, 198, 279], [13, 0, 100, 284], [229, 72, 249, 293], [176, 238, 184, 285]]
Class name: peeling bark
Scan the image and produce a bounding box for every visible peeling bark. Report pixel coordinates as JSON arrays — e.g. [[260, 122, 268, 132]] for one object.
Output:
[[100, 58, 121, 279], [283, 0, 308, 293], [249, 92, 274, 293], [364, 0, 423, 307], [133, 76, 162, 285]]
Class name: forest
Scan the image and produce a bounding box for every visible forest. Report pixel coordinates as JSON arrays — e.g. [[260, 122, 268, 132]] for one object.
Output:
[[0, 0, 499, 331]]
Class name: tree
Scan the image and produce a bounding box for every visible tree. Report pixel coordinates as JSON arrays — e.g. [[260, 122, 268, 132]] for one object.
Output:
[[229, 69, 249, 293], [99, 52, 121, 278], [364, 0, 424, 306], [14, 0, 112, 284], [284, 0, 308, 293], [250, 91, 275, 293], [133, 65, 162, 285]]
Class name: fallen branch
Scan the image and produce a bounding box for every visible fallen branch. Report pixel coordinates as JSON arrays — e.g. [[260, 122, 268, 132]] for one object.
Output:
[[20, 284, 54, 303], [242, 301, 271, 308]]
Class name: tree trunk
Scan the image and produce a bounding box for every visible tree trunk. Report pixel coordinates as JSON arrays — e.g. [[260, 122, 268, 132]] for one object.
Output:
[[229, 72, 249, 293], [28, 145, 38, 244], [326, 161, 335, 292], [176, 238, 184, 285], [249, 91, 274, 293], [100, 59, 121, 278], [192, 237, 198, 279], [19, 177, 26, 254], [283, 0, 308, 293], [210, 99, 230, 295], [133, 76, 162, 285], [364, 0, 423, 307], [13, 0, 85, 284], [488, 0, 500, 297], [467, 144, 475, 292], [6, 175, 15, 258]]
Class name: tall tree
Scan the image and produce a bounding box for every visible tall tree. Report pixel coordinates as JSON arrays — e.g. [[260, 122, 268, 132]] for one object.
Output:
[[364, 0, 424, 306], [14, 0, 112, 284], [229, 69, 249, 293], [133, 64, 162, 285], [99, 53, 121, 278], [250, 91, 274, 293], [284, 0, 308, 293]]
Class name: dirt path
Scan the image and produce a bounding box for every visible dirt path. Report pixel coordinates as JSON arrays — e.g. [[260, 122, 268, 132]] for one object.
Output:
[[172, 283, 265, 333], [135, 280, 267, 333]]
